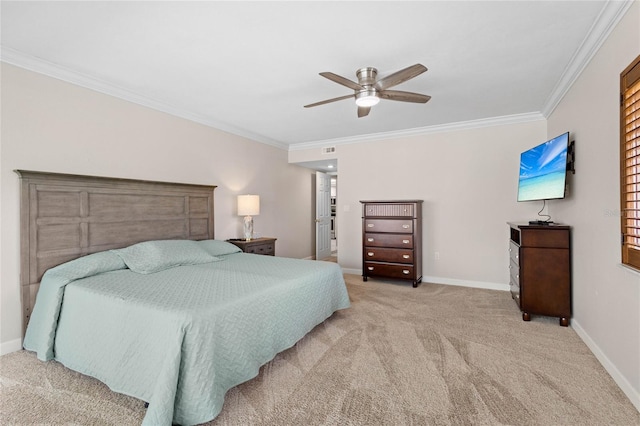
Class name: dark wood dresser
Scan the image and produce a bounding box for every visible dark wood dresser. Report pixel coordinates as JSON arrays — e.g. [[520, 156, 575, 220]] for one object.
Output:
[[508, 222, 571, 326], [361, 200, 423, 287], [227, 237, 276, 256]]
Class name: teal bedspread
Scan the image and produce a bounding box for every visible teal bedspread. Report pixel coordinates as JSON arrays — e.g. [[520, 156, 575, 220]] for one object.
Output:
[[23, 242, 350, 425]]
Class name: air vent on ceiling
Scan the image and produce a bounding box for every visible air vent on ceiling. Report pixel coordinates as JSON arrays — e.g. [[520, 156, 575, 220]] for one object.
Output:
[[322, 146, 336, 154]]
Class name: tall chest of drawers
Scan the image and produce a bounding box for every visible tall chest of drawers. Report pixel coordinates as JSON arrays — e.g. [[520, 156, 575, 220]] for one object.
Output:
[[508, 222, 571, 326], [361, 200, 423, 287]]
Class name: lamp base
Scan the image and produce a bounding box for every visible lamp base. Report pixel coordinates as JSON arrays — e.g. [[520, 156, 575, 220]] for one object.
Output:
[[243, 215, 253, 241]]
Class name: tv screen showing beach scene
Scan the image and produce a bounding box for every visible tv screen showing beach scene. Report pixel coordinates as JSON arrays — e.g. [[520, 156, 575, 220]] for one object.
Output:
[[517, 132, 569, 202]]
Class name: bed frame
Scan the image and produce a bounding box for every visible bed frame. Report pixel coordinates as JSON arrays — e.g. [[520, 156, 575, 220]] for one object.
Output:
[[15, 170, 216, 335]]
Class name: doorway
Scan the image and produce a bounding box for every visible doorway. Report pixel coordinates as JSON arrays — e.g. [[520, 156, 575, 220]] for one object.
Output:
[[290, 159, 338, 261], [314, 171, 338, 262], [330, 176, 337, 261], [315, 171, 332, 260]]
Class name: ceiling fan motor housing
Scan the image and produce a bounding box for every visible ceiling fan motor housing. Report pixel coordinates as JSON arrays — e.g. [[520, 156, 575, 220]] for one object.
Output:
[[356, 67, 378, 87], [355, 67, 380, 107]]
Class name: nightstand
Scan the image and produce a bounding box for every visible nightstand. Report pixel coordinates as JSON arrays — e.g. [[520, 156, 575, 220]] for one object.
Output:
[[227, 237, 277, 256]]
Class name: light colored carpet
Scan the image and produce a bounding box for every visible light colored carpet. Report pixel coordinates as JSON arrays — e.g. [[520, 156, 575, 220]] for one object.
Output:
[[1, 274, 638, 425]]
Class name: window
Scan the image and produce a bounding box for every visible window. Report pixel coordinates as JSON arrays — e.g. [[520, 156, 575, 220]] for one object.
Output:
[[621, 55, 640, 270]]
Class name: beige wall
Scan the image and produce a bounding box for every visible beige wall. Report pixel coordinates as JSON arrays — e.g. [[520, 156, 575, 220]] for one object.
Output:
[[291, 120, 548, 289], [547, 1, 639, 408], [290, 3, 640, 410], [0, 63, 315, 352]]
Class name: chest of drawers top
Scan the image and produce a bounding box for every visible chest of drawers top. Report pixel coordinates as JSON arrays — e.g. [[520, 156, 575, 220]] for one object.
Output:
[[508, 222, 570, 248]]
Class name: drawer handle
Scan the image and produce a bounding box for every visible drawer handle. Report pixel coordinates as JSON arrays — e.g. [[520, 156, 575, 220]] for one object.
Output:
[[402, 224, 410, 229], [402, 270, 410, 275], [509, 265, 512, 269], [367, 224, 374, 228], [367, 238, 374, 242], [368, 252, 374, 256], [367, 266, 374, 271], [402, 254, 410, 259], [402, 239, 410, 244]]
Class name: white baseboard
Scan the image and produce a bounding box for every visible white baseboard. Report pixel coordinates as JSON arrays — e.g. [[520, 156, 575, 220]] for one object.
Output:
[[572, 319, 640, 412], [0, 338, 22, 356], [341, 269, 509, 292], [423, 275, 509, 292]]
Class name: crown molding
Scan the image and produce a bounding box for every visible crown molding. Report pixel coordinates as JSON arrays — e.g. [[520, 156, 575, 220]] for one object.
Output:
[[0, 48, 545, 152], [288, 112, 546, 151], [292, 0, 633, 152], [2, 0, 630, 153], [0, 47, 288, 150], [541, 0, 635, 118]]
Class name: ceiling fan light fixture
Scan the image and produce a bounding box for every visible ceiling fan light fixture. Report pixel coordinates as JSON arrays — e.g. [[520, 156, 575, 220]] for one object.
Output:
[[305, 64, 429, 117], [355, 89, 380, 107]]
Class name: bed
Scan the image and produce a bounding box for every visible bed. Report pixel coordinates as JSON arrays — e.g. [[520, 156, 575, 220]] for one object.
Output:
[[16, 170, 350, 426]]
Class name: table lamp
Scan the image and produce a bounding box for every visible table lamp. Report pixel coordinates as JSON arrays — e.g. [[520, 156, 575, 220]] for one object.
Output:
[[237, 194, 260, 241]]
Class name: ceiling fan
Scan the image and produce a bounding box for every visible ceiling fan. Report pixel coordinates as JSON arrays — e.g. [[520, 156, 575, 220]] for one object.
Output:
[[304, 63, 431, 118]]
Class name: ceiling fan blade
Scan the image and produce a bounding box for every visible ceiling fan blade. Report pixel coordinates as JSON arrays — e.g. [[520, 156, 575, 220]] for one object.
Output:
[[320, 72, 364, 91], [379, 90, 431, 103], [304, 94, 354, 108], [357, 106, 371, 118], [375, 64, 427, 91]]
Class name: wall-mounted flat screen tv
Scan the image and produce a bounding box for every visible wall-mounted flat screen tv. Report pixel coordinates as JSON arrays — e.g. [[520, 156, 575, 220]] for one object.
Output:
[[517, 132, 570, 202]]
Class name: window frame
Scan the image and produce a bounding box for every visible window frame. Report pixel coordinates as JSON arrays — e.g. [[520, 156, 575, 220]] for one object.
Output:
[[620, 55, 640, 271]]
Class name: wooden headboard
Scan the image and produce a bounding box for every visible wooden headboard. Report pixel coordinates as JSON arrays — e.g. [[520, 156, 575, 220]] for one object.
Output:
[[15, 170, 216, 335]]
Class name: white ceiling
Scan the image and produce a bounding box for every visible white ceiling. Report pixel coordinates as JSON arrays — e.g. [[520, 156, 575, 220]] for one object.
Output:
[[0, 1, 633, 151]]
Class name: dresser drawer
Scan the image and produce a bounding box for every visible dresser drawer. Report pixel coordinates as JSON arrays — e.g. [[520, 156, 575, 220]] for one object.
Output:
[[364, 262, 415, 279], [510, 276, 521, 307], [509, 259, 519, 285], [364, 247, 414, 263], [509, 258, 521, 308], [363, 203, 416, 217], [364, 219, 413, 233], [364, 233, 413, 248], [227, 237, 277, 256], [244, 242, 275, 255], [520, 228, 570, 249], [509, 241, 520, 266]]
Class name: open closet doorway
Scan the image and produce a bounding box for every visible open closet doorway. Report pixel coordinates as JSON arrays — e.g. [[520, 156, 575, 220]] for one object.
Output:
[[310, 163, 337, 262], [330, 175, 337, 261], [315, 171, 332, 260], [292, 159, 338, 262]]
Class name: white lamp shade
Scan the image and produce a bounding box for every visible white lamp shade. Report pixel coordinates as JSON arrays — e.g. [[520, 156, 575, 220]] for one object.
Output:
[[237, 194, 260, 216]]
